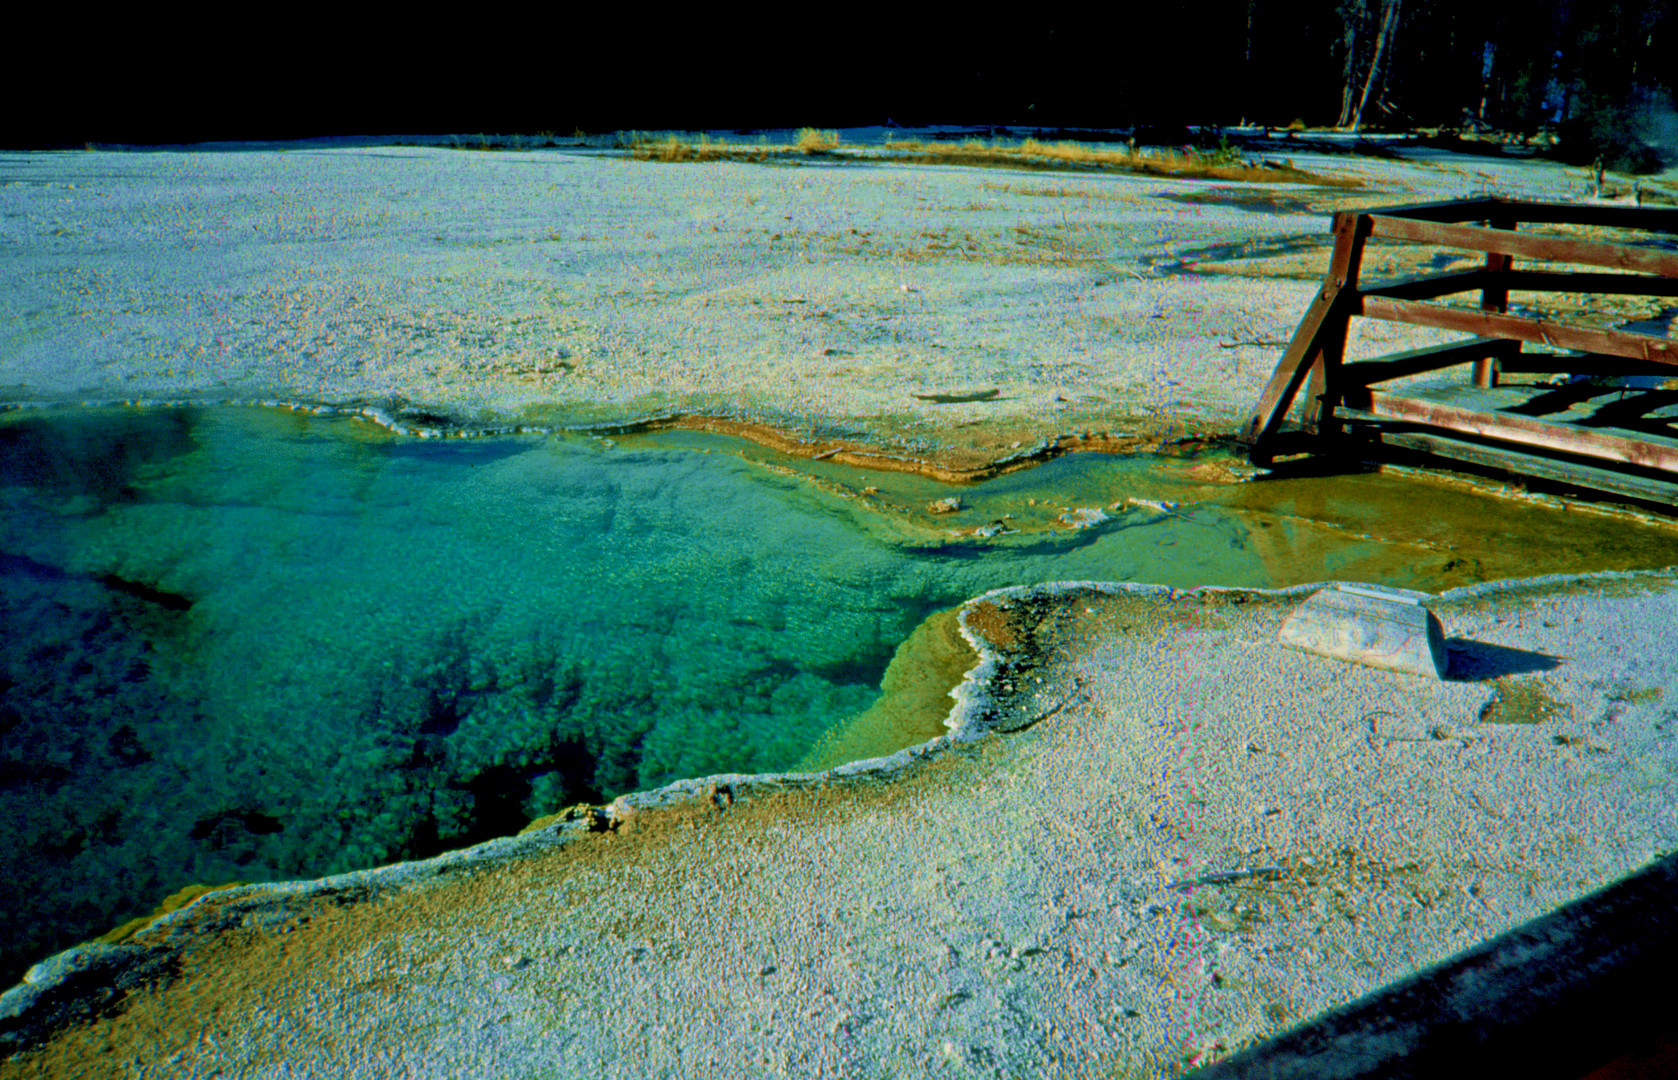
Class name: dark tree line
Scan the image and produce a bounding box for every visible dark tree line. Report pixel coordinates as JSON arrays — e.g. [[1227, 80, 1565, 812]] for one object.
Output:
[[999, 2, 1675, 166], [5, 5, 1674, 152], [999, 5, 1670, 126], [1326, 0, 1675, 143], [744, 5, 1673, 167]]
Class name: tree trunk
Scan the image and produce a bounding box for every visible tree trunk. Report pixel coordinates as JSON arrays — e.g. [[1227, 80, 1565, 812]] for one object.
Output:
[[1337, 0, 1366, 127], [1351, 0, 1399, 133], [1242, 0, 1257, 126], [1479, 42, 1496, 125]]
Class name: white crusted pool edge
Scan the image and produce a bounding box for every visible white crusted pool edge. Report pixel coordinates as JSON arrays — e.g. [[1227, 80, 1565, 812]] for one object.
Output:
[[3, 568, 1674, 1044]]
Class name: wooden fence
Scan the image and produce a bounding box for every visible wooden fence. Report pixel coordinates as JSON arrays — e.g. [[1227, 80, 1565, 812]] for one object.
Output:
[[1237, 197, 1678, 505]]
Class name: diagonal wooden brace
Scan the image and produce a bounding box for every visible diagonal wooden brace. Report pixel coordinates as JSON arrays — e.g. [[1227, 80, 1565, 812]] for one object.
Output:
[[1239, 213, 1369, 465]]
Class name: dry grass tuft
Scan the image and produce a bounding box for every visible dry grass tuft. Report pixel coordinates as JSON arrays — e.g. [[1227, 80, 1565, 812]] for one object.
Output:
[[795, 128, 840, 153], [623, 132, 772, 164]]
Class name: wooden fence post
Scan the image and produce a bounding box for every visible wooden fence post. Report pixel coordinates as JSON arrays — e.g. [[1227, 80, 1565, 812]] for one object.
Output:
[[1476, 208, 1515, 388]]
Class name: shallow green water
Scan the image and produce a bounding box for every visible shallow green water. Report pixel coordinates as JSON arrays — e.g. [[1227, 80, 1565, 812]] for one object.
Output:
[[0, 403, 1671, 983]]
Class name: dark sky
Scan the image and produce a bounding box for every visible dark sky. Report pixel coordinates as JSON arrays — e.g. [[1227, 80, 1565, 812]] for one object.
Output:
[[7, 11, 1250, 146], [18, 7, 1675, 148]]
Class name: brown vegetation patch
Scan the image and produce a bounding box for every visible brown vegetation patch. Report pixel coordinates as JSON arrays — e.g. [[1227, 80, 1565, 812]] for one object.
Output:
[[1157, 188, 1320, 214], [1184, 847, 1462, 934], [880, 138, 1365, 187], [1478, 678, 1571, 725]]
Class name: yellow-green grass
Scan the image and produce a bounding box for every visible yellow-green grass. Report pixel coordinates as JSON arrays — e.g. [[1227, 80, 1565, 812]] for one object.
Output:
[[623, 132, 775, 163], [98, 882, 246, 944], [620, 129, 841, 164]]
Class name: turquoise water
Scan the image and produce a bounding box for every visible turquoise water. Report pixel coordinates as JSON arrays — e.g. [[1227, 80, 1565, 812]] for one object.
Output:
[[0, 404, 1647, 982]]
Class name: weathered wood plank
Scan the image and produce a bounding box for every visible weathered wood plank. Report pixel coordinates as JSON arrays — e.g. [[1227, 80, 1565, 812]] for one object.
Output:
[[1421, 382, 1678, 439], [1357, 296, 1678, 366], [1305, 214, 1374, 436], [1344, 423, 1678, 506], [1368, 216, 1678, 278], [1344, 388, 1678, 470], [1187, 852, 1678, 1080], [1352, 268, 1678, 302]]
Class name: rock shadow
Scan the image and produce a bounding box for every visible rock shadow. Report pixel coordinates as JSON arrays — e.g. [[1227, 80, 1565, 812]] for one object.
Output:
[[1445, 638, 1564, 681]]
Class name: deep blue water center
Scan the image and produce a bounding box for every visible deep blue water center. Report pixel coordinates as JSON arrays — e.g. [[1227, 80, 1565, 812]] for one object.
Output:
[[0, 404, 1480, 983]]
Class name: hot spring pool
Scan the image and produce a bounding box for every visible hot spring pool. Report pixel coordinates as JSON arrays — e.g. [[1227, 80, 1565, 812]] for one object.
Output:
[[1, 403, 1673, 984]]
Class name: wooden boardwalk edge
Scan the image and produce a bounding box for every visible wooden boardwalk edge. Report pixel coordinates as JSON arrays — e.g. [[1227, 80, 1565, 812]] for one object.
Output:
[[1186, 852, 1678, 1080]]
